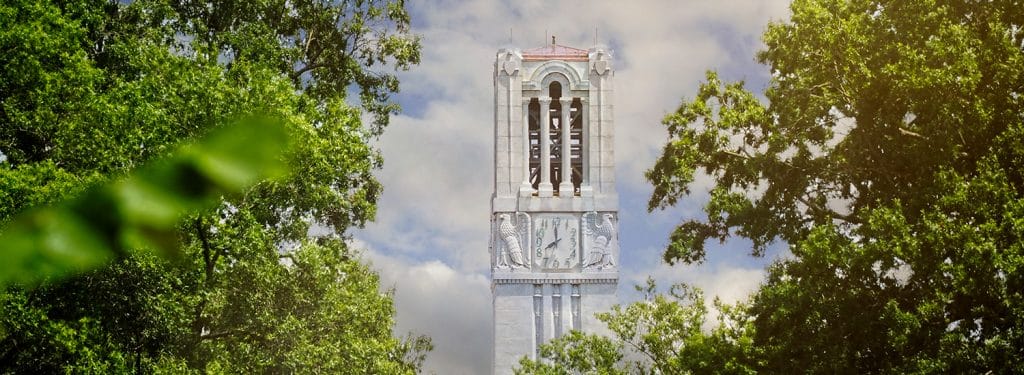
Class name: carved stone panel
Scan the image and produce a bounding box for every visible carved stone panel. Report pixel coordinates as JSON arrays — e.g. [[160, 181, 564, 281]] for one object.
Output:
[[590, 50, 611, 76], [494, 212, 531, 270], [582, 212, 617, 271], [532, 214, 580, 271], [497, 50, 521, 77]]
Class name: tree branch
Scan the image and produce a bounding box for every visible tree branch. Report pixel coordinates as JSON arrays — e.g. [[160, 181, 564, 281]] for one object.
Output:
[[290, 62, 323, 81], [303, 28, 315, 57], [797, 195, 858, 223], [200, 328, 244, 341], [722, 150, 749, 160], [194, 217, 216, 282], [898, 127, 926, 140], [191, 217, 217, 342]]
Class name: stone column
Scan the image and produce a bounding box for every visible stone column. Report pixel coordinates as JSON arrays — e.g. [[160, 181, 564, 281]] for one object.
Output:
[[520, 97, 533, 196], [558, 97, 574, 196], [538, 97, 553, 197], [580, 97, 593, 197]]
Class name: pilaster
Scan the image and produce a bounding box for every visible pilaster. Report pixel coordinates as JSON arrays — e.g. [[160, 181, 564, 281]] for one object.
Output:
[[558, 97, 574, 196], [537, 97, 553, 197]]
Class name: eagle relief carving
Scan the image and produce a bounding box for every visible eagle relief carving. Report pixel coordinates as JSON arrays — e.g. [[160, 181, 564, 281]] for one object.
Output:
[[591, 50, 611, 76], [495, 212, 530, 270], [497, 50, 521, 76], [582, 212, 617, 270]]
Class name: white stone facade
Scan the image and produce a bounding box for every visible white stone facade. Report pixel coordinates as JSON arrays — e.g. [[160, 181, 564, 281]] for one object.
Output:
[[491, 42, 617, 374]]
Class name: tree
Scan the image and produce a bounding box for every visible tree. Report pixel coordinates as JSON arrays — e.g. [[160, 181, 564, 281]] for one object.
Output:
[[515, 331, 626, 375], [521, 0, 1024, 373], [0, 0, 428, 372], [643, 0, 1024, 372], [1, 120, 291, 286], [515, 281, 757, 374]]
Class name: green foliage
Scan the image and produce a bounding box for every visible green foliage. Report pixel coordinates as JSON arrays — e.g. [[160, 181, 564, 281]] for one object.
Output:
[[516, 280, 757, 374], [1, 253, 190, 373], [152, 0, 422, 133], [751, 147, 1024, 373], [181, 237, 431, 373], [515, 330, 625, 375], [0, 0, 427, 372], [1, 121, 290, 286], [648, 0, 1024, 265], [643, 0, 1024, 372]]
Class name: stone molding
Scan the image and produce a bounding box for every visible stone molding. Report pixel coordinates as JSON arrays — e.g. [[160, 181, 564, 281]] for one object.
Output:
[[492, 276, 618, 285], [527, 60, 586, 90]]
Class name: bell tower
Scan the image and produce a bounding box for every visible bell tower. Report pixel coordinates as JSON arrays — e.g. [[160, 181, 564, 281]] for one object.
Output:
[[490, 39, 618, 374]]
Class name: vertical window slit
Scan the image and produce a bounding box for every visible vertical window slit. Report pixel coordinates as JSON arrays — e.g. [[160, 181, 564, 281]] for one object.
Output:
[[552, 284, 562, 338], [528, 99, 540, 190], [571, 284, 581, 330], [570, 99, 584, 194], [533, 284, 543, 358]]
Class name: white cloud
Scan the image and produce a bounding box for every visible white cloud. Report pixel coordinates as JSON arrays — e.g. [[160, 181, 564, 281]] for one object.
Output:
[[635, 262, 765, 307], [354, 0, 793, 372], [359, 241, 493, 374]]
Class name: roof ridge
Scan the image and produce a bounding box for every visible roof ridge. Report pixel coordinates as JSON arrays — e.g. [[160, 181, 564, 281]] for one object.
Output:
[[523, 43, 587, 51], [521, 43, 589, 61]]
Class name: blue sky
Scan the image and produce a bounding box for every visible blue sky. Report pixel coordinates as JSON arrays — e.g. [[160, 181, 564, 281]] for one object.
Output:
[[353, 1, 793, 373]]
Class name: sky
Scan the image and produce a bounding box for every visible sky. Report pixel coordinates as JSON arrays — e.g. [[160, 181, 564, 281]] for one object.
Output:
[[352, 1, 793, 373]]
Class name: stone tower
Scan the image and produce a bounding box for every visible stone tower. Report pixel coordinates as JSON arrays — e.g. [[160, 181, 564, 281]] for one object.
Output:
[[490, 40, 618, 374]]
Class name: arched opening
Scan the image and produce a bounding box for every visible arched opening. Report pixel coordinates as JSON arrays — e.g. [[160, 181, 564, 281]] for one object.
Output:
[[528, 98, 540, 190], [548, 81, 562, 99], [549, 81, 564, 190], [569, 98, 583, 194]]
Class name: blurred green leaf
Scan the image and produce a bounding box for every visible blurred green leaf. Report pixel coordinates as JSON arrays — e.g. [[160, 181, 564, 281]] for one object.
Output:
[[190, 118, 291, 191], [0, 121, 290, 287], [1, 207, 110, 286]]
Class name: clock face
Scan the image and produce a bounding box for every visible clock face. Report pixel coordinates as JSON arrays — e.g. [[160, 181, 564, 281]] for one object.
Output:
[[533, 214, 580, 270]]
